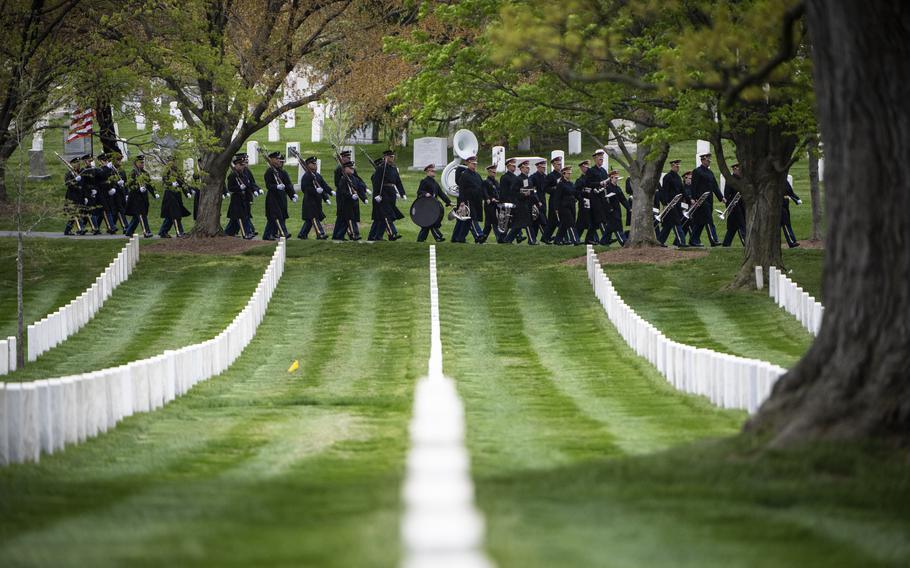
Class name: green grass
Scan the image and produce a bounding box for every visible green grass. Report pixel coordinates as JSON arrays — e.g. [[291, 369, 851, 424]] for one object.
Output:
[[0, 238, 124, 339], [2, 246, 271, 382], [0, 242, 429, 566]]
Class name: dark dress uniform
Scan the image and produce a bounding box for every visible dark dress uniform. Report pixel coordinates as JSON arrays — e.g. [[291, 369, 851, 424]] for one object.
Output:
[[368, 160, 405, 241], [159, 164, 191, 237], [297, 168, 332, 239], [584, 165, 610, 243], [528, 168, 549, 242], [781, 181, 801, 247], [541, 168, 561, 242], [688, 164, 724, 246], [333, 168, 367, 241], [262, 166, 296, 240], [124, 165, 156, 237], [721, 175, 747, 247], [63, 165, 88, 235], [553, 178, 580, 245], [602, 181, 629, 246], [94, 163, 119, 233], [574, 172, 596, 244], [657, 169, 688, 246], [451, 166, 484, 243], [481, 174, 502, 242], [416, 175, 451, 242], [504, 173, 537, 244], [225, 167, 257, 238]]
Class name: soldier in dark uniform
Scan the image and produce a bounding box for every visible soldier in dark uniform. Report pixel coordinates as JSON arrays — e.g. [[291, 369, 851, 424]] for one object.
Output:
[[159, 157, 192, 237], [124, 155, 157, 237], [553, 166, 580, 245], [601, 170, 629, 246], [332, 160, 367, 241], [79, 154, 103, 235], [480, 164, 502, 242], [688, 153, 725, 247], [504, 160, 537, 244], [721, 163, 747, 247], [584, 150, 611, 244], [225, 153, 257, 239], [574, 160, 596, 244], [656, 159, 688, 247], [540, 156, 562, 243], [368, 150, 406, 241], [528, 160, 549, 243], [63, 156, 88, 235], [333, 149, 352, 189], [298, 155, 332, 239], [107, 153, 130, 231], [451, 156, 484, 243], [415, 163, 451, 242], [94, 153, 120, 234], [782, 179, 802, 248], [262, 151, 297, 240]]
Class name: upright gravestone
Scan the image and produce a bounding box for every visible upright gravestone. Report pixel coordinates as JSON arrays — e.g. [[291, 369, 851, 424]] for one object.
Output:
[[410, 137, 448, 171], [63, 133, 91, 160], [136, 113, 146, 131], [184, 158, 194, 178], [284, 110, 296, 128], [818, 158, 825, 182], [28, 150, 50, 181], [286, 142, 300, 166], [268, 120, 280, 142], [492, 146, 506, 172], [347, 123, 379, 144], [247, 141, 259, 165], [114, 122, 128, 159], [568, 130, 582, 155], [170, 102, 186, 130], [517, 137, 531, 151], [695, 139, 711, 167], [311, 105, 323, 143]]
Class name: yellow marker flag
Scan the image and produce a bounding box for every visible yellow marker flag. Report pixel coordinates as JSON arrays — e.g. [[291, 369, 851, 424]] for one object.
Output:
[[288, 360, 299, 373]]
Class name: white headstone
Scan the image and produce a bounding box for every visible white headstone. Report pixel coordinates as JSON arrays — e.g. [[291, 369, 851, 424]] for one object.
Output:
[[311, 105, 323, 143], [286, 142, 300, 166], [720, 175, 726, 192], [268, 120, 280, 142], [492, 146, 506, 172], [31, 123, 45, 151], [568, 130, 582, 155], [316, 158, 322, 175], [411, 137, 448, 170], [787, 174, 794, 187], [517, 137, 531, 151], [170, 102, 186, 130], [696, 139, 711, 166], [347, 123, 378, 144], [184, 158, 194, 178], [550, 150, 565, 172], [114, 122, 128, 159], [818, 158, 824, 182], [284, 109, 296, 128], [136, 114, 146, 131], [247, 141, 259, 165]]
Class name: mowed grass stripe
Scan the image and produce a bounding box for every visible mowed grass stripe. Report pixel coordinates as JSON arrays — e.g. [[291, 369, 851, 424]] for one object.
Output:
[[0, 238, 124, 338], [605, 250, 815, 367], [4, 252, 268, 382], [0, 249, 428, 567]]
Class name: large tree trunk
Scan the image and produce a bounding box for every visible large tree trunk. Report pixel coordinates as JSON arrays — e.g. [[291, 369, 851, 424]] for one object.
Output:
[[191, 151, 230, 237], [0, 157, 8, 203], [808, 137, 823, 241], [94, 102, 120, 155], [626, 142, 668, 248], [746, 0, 910, 446]]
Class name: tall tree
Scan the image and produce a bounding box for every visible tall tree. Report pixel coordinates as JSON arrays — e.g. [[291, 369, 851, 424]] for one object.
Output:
[[747, 0, 910, 446]]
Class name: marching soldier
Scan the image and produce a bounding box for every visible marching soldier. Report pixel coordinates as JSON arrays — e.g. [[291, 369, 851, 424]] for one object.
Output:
[[688, 152, 725, 247], [159, 157, 191, 237], [553, 166, 580, 245], [602, 170, 629, 246], [368, 150, 406, 241], [124, 155, 157, 238], [528, 160, 549, 243], [584, 150, 611, 244], [108, 152, 130, 231], [63, 156, 88, 235], [80, 154, 103, 235], [574, 160, 598, 244], [540, 156, 562, 243], [416, 163, 451, 242], [657, 159, 688, 247], [782, 179, 802, 248], [94, 153, 120, 234], [298, 155, 332, 239], [332, 160, 367, 241], [451, 156, 484, 243], [480, 164, 502, 242], [503, 160, 536, 244], [334, 149, 352, 189], [262, 151, 297, 241], [225, 153, 257, 239], [721, 163, 747, 247]]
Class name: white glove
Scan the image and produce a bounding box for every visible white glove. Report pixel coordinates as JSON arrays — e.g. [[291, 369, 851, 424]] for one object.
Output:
[[291, 195, 298, 202], [91, 189, 97, 197], [239, 183, 246, 190], [223, 193, 229, 199], [401, 193, 407, 199], [139, 186, 147, 193], [108, 188, 117, 196], [75, 175, 82, 182], [375, 196, 382, 202], [83, 198, 89, 204], [326, 199, 331, 206], [277, 183, 285, 190], [171, 181, 178, 187], [316, 187, 323, 194], [796, 199, 803, 205], [186, 192, 193, 198], [331, 191, 336, 197], [117, 180, 124, 187]]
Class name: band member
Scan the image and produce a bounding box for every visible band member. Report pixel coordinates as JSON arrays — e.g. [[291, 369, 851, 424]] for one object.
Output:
[[262, 152, 297, 240], [79, 154, 103, 234], [574, 159, 597, 244], [528, 160, 549, 242], [481, 164, 502, 242], [504, 160, 536, 244], [584, 150, 611, 244], [602, 170, 629, 246], [553, 166, 580, 245], [94, 153, 120, 234], [688, 152, 725, 247], [63, 156, 87, 235], [782, 179, 802, 248], [722, 163, 747, 247], [657, 159, 688, 246], [416, 163, 451, 242], [159, 157, 192, 238], [124, 155, 157, 238], [297, 155, 332, 239], [451, 156, 484, 243], [332, 160, 367, 241], [225, 153, 257, 239], [540, 156, 562, 243], [368, 150, 406, 241]]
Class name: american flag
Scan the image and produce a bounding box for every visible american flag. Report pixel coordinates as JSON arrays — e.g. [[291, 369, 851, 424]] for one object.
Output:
[[66, 108, 94, 142]]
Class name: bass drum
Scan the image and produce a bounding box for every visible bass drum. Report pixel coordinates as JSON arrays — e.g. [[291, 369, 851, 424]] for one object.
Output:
[[410, 196, 444, 228]]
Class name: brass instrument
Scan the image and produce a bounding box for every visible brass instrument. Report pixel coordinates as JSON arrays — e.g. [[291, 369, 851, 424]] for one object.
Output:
[[683, 191, 711, 219], [447, 201, 471, 221], [717, 192, 741, 220], [657, 193, 684, 222], [496, 203, 514, 233]]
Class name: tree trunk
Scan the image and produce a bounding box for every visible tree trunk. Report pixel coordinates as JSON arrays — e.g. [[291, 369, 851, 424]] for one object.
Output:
[[626, 143, 668, 248], [16, 227, 25, 368], [95, 102, 120, 155], [0, 157, 8, 203], [190, 151, 230, 237], [745, 0, 910, 447], [808, 137, 823, 241]]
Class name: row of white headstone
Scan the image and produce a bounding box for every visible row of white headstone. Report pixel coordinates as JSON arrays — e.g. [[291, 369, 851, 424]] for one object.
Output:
[[0, 240, 286, 466], [586, 246, 786, 414], [0, 337, 16, 377], [768, 266, 824, 336], [401, 246, 491, 568], [23, 237, 140, 367]]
